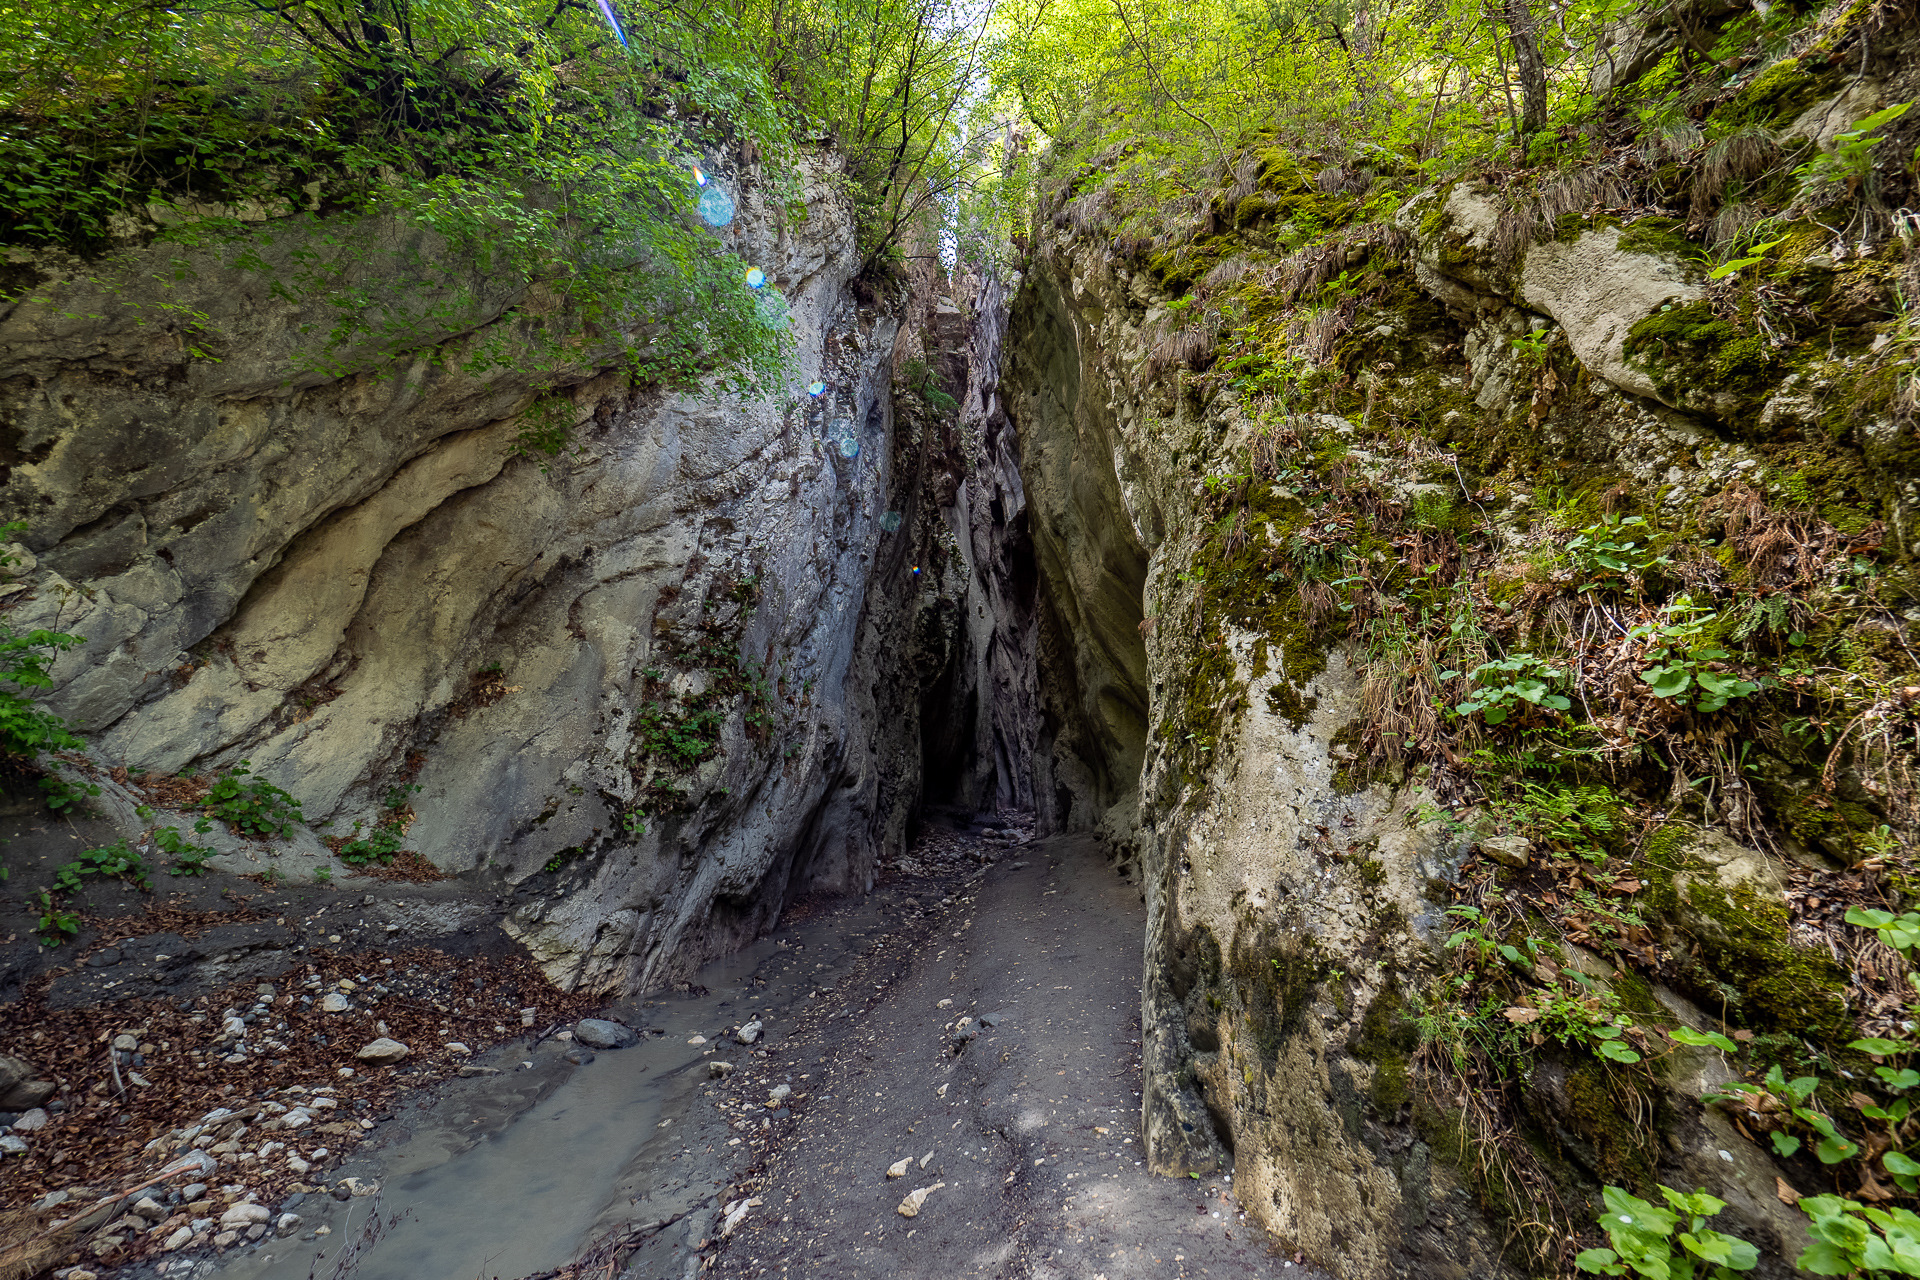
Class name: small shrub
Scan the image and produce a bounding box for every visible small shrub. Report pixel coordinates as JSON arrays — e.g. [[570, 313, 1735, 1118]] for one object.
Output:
[[1445, 654, 1572, 725], [35, 890, 78, 947], [333, 819, 405, 866], [1574, 1184, 1757, 1277], [1796, 1194, 1920, 1275], [1564, 514, 1668, 590], [202, 760, 305, 838], [52, 838, 150, 894], [156, 822, 216, 875], [1631, 596, 1761, 713]]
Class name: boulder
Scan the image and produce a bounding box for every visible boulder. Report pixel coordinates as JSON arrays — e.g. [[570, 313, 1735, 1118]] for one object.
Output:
[[572, 1018, 639, 1050]]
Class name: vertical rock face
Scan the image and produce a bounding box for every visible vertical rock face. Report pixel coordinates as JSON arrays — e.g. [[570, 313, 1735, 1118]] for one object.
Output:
[[1009, 154, 1913, 1275], [1, 161, 1020, 990], [1008, 248, 1508, 1277]]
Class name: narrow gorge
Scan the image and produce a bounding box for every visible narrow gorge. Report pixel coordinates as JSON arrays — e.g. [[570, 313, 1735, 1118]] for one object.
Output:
[[5, 0, 1920, 1275]]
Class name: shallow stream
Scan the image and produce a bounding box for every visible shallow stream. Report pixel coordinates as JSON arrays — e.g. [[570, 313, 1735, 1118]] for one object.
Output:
[[205, 887, 917, 1280]]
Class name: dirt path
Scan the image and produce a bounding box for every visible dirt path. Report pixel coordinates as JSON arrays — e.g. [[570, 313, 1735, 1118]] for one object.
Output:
[[712, 834, 1322, 1280]]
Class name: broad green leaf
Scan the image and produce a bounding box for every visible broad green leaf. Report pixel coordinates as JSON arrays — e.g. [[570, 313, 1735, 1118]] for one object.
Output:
[[1851, 1037, 1911, 1057], [1795, 1239, 1857, 1275], [1816, 1134, 1860, 1164], [1670, 1027, 1738, 1054]]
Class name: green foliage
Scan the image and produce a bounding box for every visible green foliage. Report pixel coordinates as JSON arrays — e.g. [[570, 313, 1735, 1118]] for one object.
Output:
[[511, 394, 585, 473], [1791, 102, 1913, 205], [1847, 906, 1920, 958], [156, 823, 216, 876], [0, 525, 90, 783], [314, 865, 334, 885], [331, 781, 421, 865], [334, 819, 405, 865], [1445, 654, 1572, 724], [1670, 1026, 1740, 1054], [1564, 515, 1667, 590], [1706, 235, 1788, 282], [1713, 1062, 1861, 1164], [1, 0, 795, 395], [35, 890, 78, 947], [0, 621, 85, 758], [1630, 597, 1761, 713], [1574, 1185, 1758, 1278], [52, 839, 151, 895], [202, 761, 306, 838], [1797, 1195, 1920, 1275]]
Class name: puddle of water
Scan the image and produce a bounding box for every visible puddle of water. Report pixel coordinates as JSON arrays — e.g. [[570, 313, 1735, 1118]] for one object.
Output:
[[216, 889, 917, 1280]]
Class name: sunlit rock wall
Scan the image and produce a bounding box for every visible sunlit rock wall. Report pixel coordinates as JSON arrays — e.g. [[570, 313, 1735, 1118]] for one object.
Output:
[[1, 157, 1006, 990], [1006, 147, 1910, 1274]]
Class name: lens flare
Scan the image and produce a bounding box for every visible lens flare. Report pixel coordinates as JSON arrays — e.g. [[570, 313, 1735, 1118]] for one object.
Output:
[[696, 185, 734, 227], [807, 381, 826, 396], [837, 436, 860, 459], [744, 267, 765, 289], [593, 0, 628, 46], [879, 511, 903, 533]]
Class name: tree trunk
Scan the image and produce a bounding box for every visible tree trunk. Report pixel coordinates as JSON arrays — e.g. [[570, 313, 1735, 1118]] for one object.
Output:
[[1502, 0, 1548, 137]]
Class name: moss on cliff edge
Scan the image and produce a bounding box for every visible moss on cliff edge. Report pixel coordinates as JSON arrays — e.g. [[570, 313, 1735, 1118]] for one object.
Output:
[[1639, 822, 1853, 1047]]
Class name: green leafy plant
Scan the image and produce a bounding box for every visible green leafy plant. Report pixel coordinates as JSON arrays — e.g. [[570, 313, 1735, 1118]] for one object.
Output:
[[35, 889, 79, 947], [1670, 1026, 1740, 1054], [1444, 904, 1539, 971], [1511, 326, 1553, 366], [1564, 514, 1668, 589], [52, 839, 150, 894], [1574, 1185, 1758, 1277], [1630, 597, 1760, 713], [1847, 906, 1920, 958], [1713, 1064, 1860, 1164], [511, 393, 585, 473], [1792, 103, 1914, 202], [156, 822, 217, 876], [334, 819, 405, 866], [202, 760, 306, 838], [1445, 654, 1572, 724], [1706, 234, 1788, 281], [313, 866, 333, 885], [0, 550, 101, 822], [1796, 1194, 1920, 1275], [1513, 971, 1647, 1064]]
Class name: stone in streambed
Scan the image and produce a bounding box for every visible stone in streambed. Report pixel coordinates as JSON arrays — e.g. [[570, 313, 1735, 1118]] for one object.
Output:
[[896, 1183, 944, 1217], [0, 1054, 55, 1110], [573, 1018, 640, 1049], [354, 1038, 409, 1064]]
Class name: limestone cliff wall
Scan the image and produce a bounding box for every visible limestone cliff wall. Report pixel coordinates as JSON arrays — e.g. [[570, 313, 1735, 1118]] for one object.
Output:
[[1, 158, 1013, 991], [1008, 68, 1920, 1274]]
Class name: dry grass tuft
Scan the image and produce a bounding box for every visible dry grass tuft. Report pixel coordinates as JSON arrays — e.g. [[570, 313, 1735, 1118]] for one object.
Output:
[[1692, 127, 1779, 218]]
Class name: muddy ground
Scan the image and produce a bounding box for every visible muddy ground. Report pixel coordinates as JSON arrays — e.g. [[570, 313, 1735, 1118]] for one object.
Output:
[[3, 793, 1324, 1280]]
